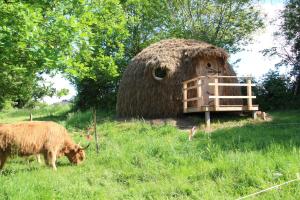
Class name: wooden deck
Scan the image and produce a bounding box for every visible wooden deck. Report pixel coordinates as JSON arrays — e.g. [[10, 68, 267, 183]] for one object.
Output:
[[182, 76, 259, 127]]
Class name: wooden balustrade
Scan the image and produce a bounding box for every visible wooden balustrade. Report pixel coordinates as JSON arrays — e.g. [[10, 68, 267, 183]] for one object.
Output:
[[182, 76, 258, 112]]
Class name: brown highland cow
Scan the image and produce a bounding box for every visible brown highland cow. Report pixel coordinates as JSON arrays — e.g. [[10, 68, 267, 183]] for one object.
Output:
[[0, 121, 89, 170]]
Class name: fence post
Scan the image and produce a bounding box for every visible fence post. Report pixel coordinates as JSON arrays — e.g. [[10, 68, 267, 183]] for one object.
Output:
[[247, 78, 252, 110], [183, 83, 187, 112], [93, 108, 99, 154], [197, 79, 202, 109], [214, 78, 219, 110]]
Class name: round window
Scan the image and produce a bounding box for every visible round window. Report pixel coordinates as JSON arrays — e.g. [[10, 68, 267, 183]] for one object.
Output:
[[153, 67, 167, 81]]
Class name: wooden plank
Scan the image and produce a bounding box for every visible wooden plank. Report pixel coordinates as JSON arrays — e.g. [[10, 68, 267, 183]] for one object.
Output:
[[183, 76, 252, 83], [209, 96, 256, 99], [214, 78, 219, 110], [208, 83, 256, 87], [183, 83, 187, 111], [197, 79, 202, 108], [183, 84, 202, 90], [183, 97, 202, 102], [185, 105, 259, 113], [247, 79, 253, 109]]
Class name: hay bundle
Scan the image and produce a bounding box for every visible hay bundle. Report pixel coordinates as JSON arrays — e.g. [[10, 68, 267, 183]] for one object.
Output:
[[117, 39, 238, 118]]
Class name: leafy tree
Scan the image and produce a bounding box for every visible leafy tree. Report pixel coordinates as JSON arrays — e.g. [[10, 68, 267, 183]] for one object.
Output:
[[263, 0, 300, 95], [255, 69, 300, 110], [121, 0, 171, 61], [166, 0, 264, 53], [0, 1, 54, 109], [59, 0, 129, 109]]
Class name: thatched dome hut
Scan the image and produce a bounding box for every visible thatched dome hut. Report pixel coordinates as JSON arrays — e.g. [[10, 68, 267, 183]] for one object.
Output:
[[117, 39, 238, 118]]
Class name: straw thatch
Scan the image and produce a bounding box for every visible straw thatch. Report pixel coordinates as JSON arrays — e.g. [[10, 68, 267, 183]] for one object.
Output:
[[117, 39, 238, 118]]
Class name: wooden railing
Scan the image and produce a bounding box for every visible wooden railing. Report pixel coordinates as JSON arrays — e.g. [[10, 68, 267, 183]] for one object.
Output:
[[183, 76, 257, 112]]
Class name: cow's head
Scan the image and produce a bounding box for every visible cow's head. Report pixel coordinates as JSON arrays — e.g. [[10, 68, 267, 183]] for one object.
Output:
[[64, 143, 89, 164]]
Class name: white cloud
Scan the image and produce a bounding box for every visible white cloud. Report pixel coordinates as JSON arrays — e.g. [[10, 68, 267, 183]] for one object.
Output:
[[231, 1, 286, 78]]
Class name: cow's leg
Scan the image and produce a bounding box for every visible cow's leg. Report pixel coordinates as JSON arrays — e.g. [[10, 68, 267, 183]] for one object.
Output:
[[43, 152, 49, 165], [36, 154, 42, 164], [0, 153, 8, 170], [47, 151, 57, 171]]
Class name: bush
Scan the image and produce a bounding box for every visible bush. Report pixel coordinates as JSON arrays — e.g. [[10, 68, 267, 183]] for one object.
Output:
[[255, 70, 300, 110]]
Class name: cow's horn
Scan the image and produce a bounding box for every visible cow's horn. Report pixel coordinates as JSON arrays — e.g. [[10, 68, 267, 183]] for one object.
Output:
[[81, 143, 90, 150]]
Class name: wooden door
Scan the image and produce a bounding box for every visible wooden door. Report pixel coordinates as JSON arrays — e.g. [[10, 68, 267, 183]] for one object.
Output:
[[195, 58, 224, 106]]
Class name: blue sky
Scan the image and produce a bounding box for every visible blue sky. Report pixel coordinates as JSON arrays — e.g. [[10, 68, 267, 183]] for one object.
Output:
[[44, 0, 286, 104]]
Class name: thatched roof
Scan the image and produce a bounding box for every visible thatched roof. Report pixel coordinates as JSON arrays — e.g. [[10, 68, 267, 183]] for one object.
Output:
[[130, 38, 229, 76]]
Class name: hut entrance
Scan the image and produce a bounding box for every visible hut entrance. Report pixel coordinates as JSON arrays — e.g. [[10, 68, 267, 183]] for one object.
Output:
[[187, 58, 225, 106]]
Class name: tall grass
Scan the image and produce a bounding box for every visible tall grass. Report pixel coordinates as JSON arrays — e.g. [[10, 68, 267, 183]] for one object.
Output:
[[1, 105, 300, 199]]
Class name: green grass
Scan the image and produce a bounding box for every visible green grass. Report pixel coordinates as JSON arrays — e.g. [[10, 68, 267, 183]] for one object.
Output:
[[1, 105, 300, 199]]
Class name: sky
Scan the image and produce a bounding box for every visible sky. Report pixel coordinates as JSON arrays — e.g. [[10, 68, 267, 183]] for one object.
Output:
[[231, 0, 285, 77], [43, 0, 286, 104]]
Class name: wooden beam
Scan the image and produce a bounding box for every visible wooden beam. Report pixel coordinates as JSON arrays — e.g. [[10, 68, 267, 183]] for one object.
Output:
[[209, 96, 256, 99], [183, 83, 187, 111], [205, 111, 210, 128], [197, 79, 202, 108], [247, 78, 253, 109], [214, 78, 219, 110], [209, 83, 256, 87], [93, 108, 99, 154], [185, 105, 259, 113], [183, 97, 202, 102], [252, 111, 257, 120]]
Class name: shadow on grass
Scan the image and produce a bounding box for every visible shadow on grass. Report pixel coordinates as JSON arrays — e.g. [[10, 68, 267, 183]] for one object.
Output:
[[0, 166, 39, 176], [202, 110, 300, 152], [33, 114, 69, 123]]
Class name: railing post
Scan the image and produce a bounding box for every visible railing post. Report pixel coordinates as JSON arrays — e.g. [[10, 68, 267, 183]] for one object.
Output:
[[214, 78, 219, 110], [247, 78, 252, 109], [197, 79, 202, 109], [183, 83, 187, 112]]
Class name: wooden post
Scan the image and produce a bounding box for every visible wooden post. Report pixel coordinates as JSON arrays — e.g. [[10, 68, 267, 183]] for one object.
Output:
[[247, 78, 252, 109], [214, 78, 219, 110], [205, 111, 210, 128], [197, 79, 202, 108], [252, 111, 257, 120], [93, 108, 99, 154], [183, 83, 187, 112]]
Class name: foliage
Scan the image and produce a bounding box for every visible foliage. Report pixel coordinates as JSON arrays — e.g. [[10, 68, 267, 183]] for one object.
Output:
[[0, 1, 55, 109], [120, 0, 171, 61], [167, 0, 264, 53], [255, 70, 300, 110], [262, 0, 300, 95], [56, 88, 70, 99], [1, 106, 300, 199]]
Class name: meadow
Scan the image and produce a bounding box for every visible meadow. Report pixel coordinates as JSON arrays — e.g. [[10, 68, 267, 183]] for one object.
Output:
[[0, 104, 300, 200]]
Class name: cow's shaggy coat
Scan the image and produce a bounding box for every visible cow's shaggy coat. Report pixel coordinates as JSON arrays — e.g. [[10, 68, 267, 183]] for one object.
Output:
[[0, 121, 86, 170]]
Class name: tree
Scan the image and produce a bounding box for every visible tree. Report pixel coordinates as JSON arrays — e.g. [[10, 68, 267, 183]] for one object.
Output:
[[121, 0, 171, 61], [0, 1, 55, 109], [166, 0, 264, 53], [263, 0, 300, 95], [256, 70, 292, 110]]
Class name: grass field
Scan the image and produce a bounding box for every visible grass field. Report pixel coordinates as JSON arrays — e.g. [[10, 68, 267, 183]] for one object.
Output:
[[1, 105, 300, 199]]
